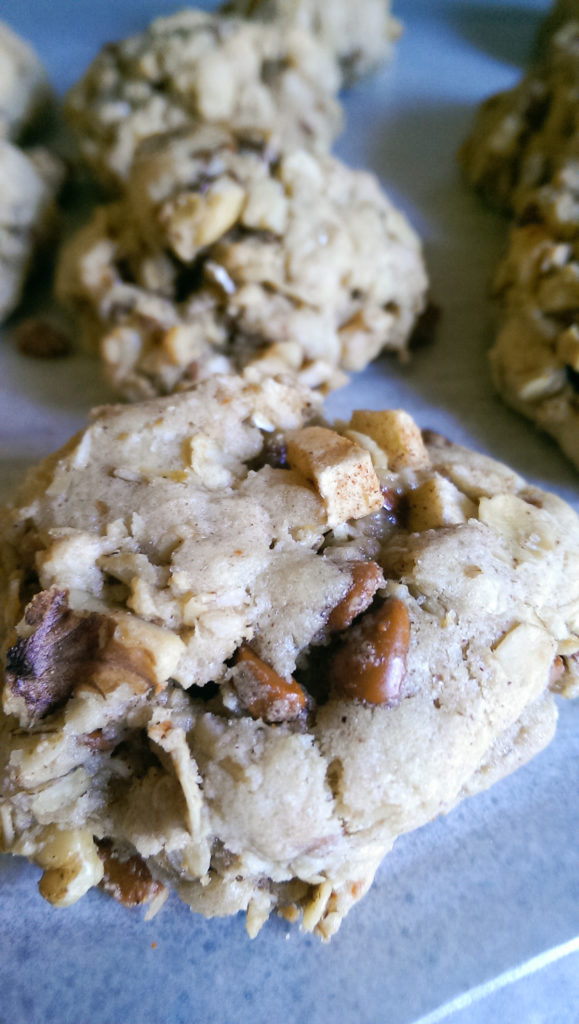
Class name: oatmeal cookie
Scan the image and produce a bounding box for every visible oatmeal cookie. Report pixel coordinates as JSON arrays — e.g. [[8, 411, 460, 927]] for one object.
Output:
[[1, 375, 578, 938], [460, 15, 579, 467], [490, 212, 579, 468], [459, 20, 579, 216], [56, 126, 428, 399], [0, 140, 63, 323], [64, 9, 342, 190], [0, 21, 50, 141], [221, 0, 402, 85]]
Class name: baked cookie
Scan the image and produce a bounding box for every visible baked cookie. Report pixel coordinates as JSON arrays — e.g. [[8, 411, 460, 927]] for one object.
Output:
[[220, 0, 402, 85], [56, 126, 428, 399], [0, 140, 63, 323], [536, 0, 579, 53], [460, 15, 579, 467], [490, 213, 579, 468], [1, 375, 578, 938], [64, 9, 342, 190], [459, 20, 579, 216], [0, 21, 50, 141]]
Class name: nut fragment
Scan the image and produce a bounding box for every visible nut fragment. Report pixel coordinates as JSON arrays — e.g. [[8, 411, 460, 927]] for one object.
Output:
[[548, 655, 565, 689], [97, 840, 166, 908], [330, 597, 410, 705], [15, 318, 72, 359], [286, 425, 383, 527], [328, 561, 385, 632], [232, 645, 307, 722], [160, 178, 245, 261], [3, 589, 157, 727], [36, 826, 104, 907]]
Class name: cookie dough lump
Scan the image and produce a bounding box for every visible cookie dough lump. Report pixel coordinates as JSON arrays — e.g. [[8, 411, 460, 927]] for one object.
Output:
[[64, 9, 342, 190], [221, 0, 402, 85], [56, 126, 428, 399], [1, 377, 578, 937]]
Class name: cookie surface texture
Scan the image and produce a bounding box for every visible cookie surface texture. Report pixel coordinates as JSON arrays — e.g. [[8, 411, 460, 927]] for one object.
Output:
[[1, 376, 578, 937], [64, 9, 342, 189], [56, 127, 428, 399], [460, 15, 579, 467], [221, 0, 402, 85], [459, 20, 579, 215]]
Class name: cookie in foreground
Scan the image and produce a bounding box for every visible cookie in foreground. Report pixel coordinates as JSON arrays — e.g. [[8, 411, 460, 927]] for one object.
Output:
[[1, 374, 578, 938]]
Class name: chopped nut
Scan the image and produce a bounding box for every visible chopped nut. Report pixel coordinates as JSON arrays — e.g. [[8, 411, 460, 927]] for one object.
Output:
[[478, 494, 556, 554], [97, 840, 166, 908], [407, 474, 476, 531], [232, 645, 307, 723], [330, 597, 410, 705], [241, 177, 288, 234], [81, 729, 116, 752], [4, 589, 158, 727], [492, 622, 555, 691], [348, 409, 430, 471], [328, 561, 385, 632], [549, 655, 566, 689], [15, 318, 72, 359], [36, 826, 104, 907], [160, 177, 245, 261], [286, 426, 383, 527]]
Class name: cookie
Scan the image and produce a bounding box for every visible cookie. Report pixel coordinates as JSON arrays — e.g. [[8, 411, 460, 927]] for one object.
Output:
[[0, 140, 63, 323], [459, 20, 579, 216], [490, 216, 579, 468], [221, 0, 402, 85], [1, 375, 578, 938], [0, 21, 50, 141], [460, 16, 579, 466], [64, 9, 342, 189], [536, 0, 579, 53], [56, 126, 428, 399]]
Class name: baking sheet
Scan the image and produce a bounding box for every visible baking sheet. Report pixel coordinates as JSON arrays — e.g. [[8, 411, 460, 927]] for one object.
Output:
[[1, 1, 578, 1021]]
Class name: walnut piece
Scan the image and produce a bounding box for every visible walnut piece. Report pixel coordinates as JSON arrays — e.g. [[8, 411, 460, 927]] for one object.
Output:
[[3, 589, 156, 727], [97, 840, 167, 908], [15, 318, 72, 359]]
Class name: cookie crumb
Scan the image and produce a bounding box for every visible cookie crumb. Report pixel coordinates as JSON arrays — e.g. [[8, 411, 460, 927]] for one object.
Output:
[[16, 318, 72, 359]]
